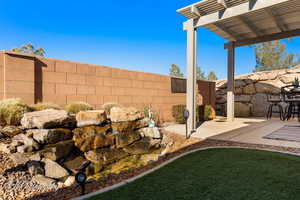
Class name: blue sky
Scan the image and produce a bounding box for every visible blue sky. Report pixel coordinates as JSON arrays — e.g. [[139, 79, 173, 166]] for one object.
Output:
[[1, 0, 300, 79]]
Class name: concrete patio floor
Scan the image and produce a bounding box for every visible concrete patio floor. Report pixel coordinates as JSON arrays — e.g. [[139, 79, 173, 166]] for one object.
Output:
[[163, 117, 300, 149]]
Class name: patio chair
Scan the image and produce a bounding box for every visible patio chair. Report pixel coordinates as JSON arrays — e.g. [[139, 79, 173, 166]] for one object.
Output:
[[266, 94, 284, 120], [281, 85, 300, 121]]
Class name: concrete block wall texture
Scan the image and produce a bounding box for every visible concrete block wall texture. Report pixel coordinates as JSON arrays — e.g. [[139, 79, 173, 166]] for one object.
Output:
[[0, 51, 215, 122]]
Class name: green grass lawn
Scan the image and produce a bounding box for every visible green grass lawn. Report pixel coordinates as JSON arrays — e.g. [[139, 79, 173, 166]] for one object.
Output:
[[88, 148, 300, 200]]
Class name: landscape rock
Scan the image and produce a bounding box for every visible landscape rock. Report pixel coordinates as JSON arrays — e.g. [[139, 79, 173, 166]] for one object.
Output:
[[0, 143, 16, 154], [123, 137, 160, 155], [63, 156, 88, 174], [64, 176, 76, 187], [10, 152, 29, 166], [109, 107, 143, 122], [84, 148, 128, 164], [216, 66, 300, 117], [33, 175, 56, 186], [138, 127, 162, 139], [72, 125, 111, 152], [30, 128, 73, 145], [111, 118, 148, 132], [115, 131, 141, 148], [12, 134, 40, 152], [27, 161, 44, 176], [41, 140, 74, 161], [29, 152, 41, 161], [76, 110, 107, 127], [43, 158, 69, 179], [0, 126, 23, 137], [21, 109, 76, 129]]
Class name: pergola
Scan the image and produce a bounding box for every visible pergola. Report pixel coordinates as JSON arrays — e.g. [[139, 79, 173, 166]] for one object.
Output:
[[177, 0, 300, 135]]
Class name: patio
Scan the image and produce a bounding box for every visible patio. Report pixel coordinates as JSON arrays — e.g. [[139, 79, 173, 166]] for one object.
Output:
[[163, 117, 300, 149]]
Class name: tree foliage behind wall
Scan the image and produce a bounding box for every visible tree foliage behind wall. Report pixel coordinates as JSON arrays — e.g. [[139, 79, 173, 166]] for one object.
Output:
[[254, 40, 300, 72], [11, 43, 45, 57], [169, 64, 184, 77]]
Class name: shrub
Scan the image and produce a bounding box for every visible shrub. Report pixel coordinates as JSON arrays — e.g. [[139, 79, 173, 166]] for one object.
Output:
[[65, 102, 93, 114], [102, 102, 122, 114], [0, 98, 31, 126], [204, 105, 216, 121], [142, 105, 159, 124], [172, 105, 186, 124], [30, 102, 61, 111], [172, 104, 215, 124]]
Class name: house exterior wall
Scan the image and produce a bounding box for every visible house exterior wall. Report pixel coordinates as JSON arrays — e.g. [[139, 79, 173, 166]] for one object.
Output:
[[0, 51, 215, 122]]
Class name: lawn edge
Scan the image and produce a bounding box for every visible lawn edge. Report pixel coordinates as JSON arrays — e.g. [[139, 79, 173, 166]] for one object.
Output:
[[71, 146, 300, 200]]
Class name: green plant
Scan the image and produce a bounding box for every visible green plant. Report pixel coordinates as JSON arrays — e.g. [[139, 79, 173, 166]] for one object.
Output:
[[0, 98, 31, 126], [30, 102, 61, 111], [204, 105, 216, 121], [143, 105, 159, 124], [172, 105, 186, 124], [102, 102, 122, 114], [172, 104, 215, 124], [64, 102, 93, 114]]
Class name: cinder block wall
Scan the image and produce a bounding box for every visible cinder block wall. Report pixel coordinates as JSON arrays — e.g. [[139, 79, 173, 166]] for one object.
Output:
[[0, 51, 215, 122]]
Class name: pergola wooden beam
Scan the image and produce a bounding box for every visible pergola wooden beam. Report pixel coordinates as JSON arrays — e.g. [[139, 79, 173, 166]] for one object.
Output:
[[211, 24, 237, 41], [236, 16, 259, 37], [264, 8, 286, 32], [225, 27, 300, 48], [193, 0, 289, 28]]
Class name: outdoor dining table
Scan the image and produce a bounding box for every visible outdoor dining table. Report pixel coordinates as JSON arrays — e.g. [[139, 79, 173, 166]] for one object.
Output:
[[284, 87, 300, 122]]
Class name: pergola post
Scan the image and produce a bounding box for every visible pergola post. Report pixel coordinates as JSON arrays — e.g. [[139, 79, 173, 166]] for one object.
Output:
[[186, 19, 197, 134], [227, 42, 235, 121]]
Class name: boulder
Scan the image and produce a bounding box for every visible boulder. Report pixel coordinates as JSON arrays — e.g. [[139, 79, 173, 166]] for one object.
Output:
[[0, 143, 16, 154], [72, 125, 112, 152], [43, 158, 69, 179], [235, 95, 252, 103], [76, 110, 107, 127], [63, 156, 88, 174], [41, 140, 74, 161], [115, 132, 141, 148], [234, 102, 252, 117], [279, 73, 300, 84], [27, 161, 44, 176], [0, 126, 23, 137], [84, 148, 128, 164], [254, 82, 281, 94], [12, 134, 40, 152], [29, 152, 42, 161], [123, 137, 160, 155], [138, 127, 162, 139], [64, 176, 76, 187], [243, 84, 256, 95], [111, 118, 148, 132], [21, 109, 76, 129], [235, 80, 246, 88], [33, 175, 56, 186], [30, 128, 73, 145], [251, 93, 268, 117], [109, 107, 143, 122], [10, 152, 29, 165]]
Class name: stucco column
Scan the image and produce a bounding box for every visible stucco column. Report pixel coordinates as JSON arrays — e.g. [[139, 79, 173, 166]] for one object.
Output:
[[186, 19, 197, 134], [227, 42, 235, 121]]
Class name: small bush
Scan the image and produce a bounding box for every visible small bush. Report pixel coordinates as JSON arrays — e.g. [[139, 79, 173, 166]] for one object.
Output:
[[142, 105, 159, 124], [204, 105, 216, 121], [0, 98, 31, 126], [65, 102, 93, 114], [172, 104, 215, 124], [172, 105, 186, 124], [30, 102, 61, 111], [102, 102, 122, 114]]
